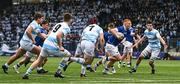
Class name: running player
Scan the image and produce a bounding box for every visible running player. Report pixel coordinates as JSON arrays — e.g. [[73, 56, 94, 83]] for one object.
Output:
[[94, 23, 116, 73], [13, 20, 49, 74], [102, 23, 124, 74], [117, 19, 140, 68], [22, 13, 72, 79], [61, 23, 105, 77], [129, 20, 168, 74], [2, 13, 46, 74]]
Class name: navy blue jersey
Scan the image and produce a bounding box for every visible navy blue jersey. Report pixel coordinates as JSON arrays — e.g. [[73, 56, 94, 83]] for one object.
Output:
[[104, 32, 111, 43], [117, 26, 135, 43], [35, 27, 47, 47]]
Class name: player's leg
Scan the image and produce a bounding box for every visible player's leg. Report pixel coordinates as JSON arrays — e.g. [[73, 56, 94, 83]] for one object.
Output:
[[103, 44, 121, 74], [2, 47, 26, 74], [126, 47, 133, 68], [94, 58, 103, 72], [86, 57, 95, 72], [103, 61, 115, 74], [129, 46, 151, 73], [22, 48, 47, 79], [126, 52, 132, 68], [13, 52, 33, 73], [65, 43, 83, 68], [149, 49, 160, 74], [54, 49, 73, 78]]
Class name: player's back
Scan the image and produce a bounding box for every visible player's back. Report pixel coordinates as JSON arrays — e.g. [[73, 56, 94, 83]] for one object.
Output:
[[43, 22, 70, 50], [81, 24, 103, 43]]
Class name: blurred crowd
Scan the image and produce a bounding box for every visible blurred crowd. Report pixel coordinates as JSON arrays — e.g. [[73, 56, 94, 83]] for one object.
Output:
[[0, 0, 179, 48]]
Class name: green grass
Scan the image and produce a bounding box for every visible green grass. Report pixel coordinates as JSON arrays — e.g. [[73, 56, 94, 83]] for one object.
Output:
[[0, 56, 180, 83]]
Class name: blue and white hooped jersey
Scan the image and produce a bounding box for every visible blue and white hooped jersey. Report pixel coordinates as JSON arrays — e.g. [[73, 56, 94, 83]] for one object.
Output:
[[144, 29, 161, 49], [21, 20, 42, 43], [81, 24, 103, 43], [43, 22, 70, 50]]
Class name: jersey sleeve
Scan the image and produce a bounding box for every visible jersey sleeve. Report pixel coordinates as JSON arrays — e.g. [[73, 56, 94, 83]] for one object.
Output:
[[117, 27, 122, 32], [98, 27, 103, 34], [156, 31, 161, 38]]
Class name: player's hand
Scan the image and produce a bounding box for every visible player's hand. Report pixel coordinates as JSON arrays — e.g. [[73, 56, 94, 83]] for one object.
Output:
[[60, 47, 64, 51], [131, 45, 135, 48], [32, 40, 36, 44], [163, 44, 168, 49]]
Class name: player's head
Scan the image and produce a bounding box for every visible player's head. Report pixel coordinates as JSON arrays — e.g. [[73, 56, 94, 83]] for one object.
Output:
[[123, 19, 132, 29], [41, 20, 49, 30], [64, 13, 72, 25], [107, 23, 115, 30], [146, 20, 153, 31], [34, 12, 44, 24]]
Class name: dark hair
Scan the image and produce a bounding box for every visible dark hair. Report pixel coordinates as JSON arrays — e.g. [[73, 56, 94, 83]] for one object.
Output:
[[41, 20, 49, 25], [108, 23, 115, 29], [64, 13, 72, 22], [34, 12, 44, 20], [41, 20, 49, 26], [146, 20, 153, 24]]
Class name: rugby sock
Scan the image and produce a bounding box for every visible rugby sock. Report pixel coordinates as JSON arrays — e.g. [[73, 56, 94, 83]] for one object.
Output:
[[57, 66, 62, 73], [5, 63, 9, 67], [87, 64, 91, 68], [16, 63, 21, 67], [103, 66, 109, 73], [70, 57, 85, 65], [81, 65, 86, 75], [134, 64, 139, 70], [25, 67, 33, 75], [37, 67, 43, 70]]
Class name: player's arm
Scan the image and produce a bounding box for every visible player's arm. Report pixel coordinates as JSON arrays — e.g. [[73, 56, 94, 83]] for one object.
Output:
[[99, 32, 105, 53], [156, 33, 168, 49], [133, 34, 141, 48], [26, 26, 35, 44], [132, 35, 146, 48], [37, 33, 47, 40], [95, 38, 100, 51], [56, 31, 64, 51], [109, 28, 119, 38]]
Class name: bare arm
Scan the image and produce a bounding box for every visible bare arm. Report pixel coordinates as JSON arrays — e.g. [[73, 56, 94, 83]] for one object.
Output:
[[56, 31, 64, 51], [95, 39, 100, 51], [99, 33, 105, 52], [109, 28, 122, 39], [37, 33, 47, 40], [132, 35, 146, 48], [157, 34, 168, 49], [26, 26, 35, 44]]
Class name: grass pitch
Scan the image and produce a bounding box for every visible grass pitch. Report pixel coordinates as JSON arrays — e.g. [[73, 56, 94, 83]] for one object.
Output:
[[0, 56, 180, 83]]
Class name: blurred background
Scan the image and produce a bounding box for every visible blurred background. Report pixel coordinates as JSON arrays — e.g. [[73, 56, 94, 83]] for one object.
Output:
[[0, 0, 179, 58]]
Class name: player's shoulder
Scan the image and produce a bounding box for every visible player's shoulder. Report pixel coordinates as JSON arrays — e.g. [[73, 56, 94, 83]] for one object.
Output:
[[144, 29, 149, 33], [59, 22, 70, 29], [153, 29, 159, 33], [93, 24, 101, 28], [129, 27, 135, 30], [117, 26, 123, 29]]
